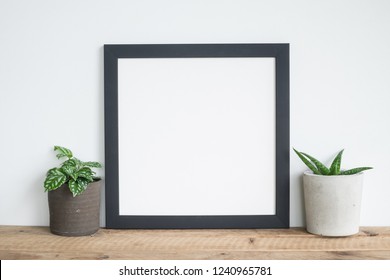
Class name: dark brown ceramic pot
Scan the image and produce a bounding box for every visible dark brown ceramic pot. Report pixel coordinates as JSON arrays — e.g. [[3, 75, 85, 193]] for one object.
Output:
[[48, 179, 102, 236]]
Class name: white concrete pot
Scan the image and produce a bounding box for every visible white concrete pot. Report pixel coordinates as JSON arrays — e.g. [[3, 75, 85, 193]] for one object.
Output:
[[303, 171, 363, 237]]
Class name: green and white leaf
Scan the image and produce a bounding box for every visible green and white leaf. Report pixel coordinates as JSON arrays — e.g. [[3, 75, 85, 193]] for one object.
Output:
[[62, 159, 76, 167], [74, 158, 83, 169], [44, 146, 103, 196], [83, 161, 103, 168], [54, 146, 73, 159], [61, 158, 82, 169], [77, 167, 94, 182], [68, 178, 89, 197], [60, 164, 76, 177], [46, 167, 60, 176], [44, 169, 67, 191]]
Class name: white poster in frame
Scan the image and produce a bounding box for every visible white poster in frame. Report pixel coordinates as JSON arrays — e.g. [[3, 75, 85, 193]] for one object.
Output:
[[104, 44, 289, 229]]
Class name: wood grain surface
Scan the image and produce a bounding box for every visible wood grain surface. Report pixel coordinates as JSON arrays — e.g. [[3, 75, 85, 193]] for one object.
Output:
[[1, 226, 389, 260]]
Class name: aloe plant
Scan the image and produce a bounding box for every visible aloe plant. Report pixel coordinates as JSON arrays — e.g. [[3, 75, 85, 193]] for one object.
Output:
[[293, 148, 372, 175], [44, 146, 102, 196]]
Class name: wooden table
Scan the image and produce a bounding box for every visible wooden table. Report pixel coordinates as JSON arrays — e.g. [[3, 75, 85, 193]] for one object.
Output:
[[1, 226, 389, 260]]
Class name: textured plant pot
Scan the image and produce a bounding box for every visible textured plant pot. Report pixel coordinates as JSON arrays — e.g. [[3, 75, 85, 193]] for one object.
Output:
[[48, 179, 102, 236], [303, 171, 363, 237]]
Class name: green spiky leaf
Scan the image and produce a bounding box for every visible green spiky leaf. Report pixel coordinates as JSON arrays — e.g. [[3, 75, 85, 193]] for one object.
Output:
[[293, 148, 321, 175], [294, 147, 373, 176], [44, 169, 67, 191], [329, 149, 344, 175], [340, 167, 373, 175], [301, 152, 330, 175], [54, 146, 73, 159]]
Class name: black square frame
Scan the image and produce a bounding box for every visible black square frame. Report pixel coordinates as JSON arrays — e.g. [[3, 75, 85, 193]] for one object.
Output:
[[104, 44, 289, 229]]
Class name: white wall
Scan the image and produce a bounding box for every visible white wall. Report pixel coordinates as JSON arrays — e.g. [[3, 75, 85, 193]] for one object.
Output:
[[1, 0, 389, 227]]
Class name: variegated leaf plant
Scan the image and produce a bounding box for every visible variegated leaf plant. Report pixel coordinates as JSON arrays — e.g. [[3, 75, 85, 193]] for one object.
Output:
[[44, 146, 102, 196]]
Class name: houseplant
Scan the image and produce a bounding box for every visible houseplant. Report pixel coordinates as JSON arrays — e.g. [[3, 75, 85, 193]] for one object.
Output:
[[294, 148, 372, 237], [44, 146, 103, 236]]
